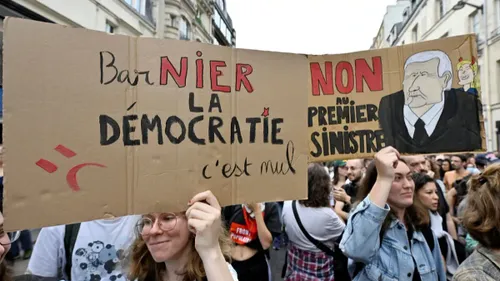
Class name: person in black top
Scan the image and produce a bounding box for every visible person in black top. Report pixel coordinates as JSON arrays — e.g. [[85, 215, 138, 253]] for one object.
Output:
[[334, 159, 364, 222], [222, 203, 281, 281]]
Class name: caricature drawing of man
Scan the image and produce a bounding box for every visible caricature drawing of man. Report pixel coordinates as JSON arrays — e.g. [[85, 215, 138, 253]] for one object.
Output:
[[378, 50, 482, 154]]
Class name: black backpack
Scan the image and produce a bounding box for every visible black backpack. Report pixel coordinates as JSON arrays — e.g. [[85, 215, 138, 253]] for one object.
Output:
[[63, 223, 81, 281]]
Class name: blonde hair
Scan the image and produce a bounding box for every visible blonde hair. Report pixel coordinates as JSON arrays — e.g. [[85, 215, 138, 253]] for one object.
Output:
[[462, 164, 500, 249], [128, 215, 233, 281], [457, 59, 481, 93]]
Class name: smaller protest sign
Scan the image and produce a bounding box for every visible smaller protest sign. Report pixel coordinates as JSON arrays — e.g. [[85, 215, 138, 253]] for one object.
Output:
[[308, 35, 486, 162]]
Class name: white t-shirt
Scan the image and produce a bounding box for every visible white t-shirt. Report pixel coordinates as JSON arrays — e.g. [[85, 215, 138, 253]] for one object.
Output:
[[28, 215, 140, 281], [282, 201, 345, 251]]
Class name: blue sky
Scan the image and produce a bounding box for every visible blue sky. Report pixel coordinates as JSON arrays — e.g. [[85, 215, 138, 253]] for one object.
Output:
[[227, 0, 397, 54]]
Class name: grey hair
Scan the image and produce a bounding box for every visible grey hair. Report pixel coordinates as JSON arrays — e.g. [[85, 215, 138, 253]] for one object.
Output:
[[404, 50, 453, 90]]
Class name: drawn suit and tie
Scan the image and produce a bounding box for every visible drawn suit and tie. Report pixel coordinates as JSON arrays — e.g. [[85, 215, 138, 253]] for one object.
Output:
[[378, 50, 482, 154]]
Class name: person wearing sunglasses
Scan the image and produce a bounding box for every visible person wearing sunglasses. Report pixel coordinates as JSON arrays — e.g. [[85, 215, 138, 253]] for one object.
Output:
[[128, 190, 238, 281]]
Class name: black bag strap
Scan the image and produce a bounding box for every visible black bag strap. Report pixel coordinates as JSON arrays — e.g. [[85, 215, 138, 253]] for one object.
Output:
[[281, 245, 288, 278], [292, 200, 335, 256], [64, 223, 81, 281]]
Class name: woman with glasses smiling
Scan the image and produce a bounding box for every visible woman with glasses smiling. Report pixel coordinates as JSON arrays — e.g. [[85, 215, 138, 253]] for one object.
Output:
[[128, 190, 238, 281]]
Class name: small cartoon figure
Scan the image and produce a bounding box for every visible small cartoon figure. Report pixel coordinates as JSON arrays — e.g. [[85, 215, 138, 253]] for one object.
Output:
[[457, 56, 480, 96]]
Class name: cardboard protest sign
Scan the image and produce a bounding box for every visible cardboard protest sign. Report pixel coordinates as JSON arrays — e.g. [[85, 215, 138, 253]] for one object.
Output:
[[308, 35, 486, 162], [2, 18, 309, 231]]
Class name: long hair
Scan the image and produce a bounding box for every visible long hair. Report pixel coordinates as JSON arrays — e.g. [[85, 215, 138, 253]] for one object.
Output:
[[333, 165, 341, 185], [440, 159, 453, 179], [299, 163, 331, 208], [412, 173, 438, 218], [462, 164, 500, 249], [355, 160, 429, 233], [0, 262, 12, 281], [128, 216, 233, 281]]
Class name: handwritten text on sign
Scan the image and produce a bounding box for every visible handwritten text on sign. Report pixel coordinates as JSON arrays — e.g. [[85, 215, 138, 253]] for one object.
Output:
[[309, 57, 385, 158], [98, 50, 296, 178], [4, 18, 308, 231]]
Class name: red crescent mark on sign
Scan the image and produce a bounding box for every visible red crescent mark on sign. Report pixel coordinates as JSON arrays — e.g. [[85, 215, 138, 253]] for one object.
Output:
[[66, 163, 107, 191]]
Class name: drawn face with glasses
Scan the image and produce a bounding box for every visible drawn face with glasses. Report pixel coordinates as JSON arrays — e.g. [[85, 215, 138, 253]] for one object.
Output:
[[136, 212, 191, 262], [0, 212, 19, 262]]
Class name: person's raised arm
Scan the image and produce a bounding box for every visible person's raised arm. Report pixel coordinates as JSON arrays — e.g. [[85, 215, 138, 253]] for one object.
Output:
[[186, 191, 237, 281], [248, 202, 280, 250], [340, 147, 399, 263]]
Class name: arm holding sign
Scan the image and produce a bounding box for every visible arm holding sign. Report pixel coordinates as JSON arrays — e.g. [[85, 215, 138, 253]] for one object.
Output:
[[248, 203, 273, 250], [340, 147, 398, 263], [187, 191, 238, 281]]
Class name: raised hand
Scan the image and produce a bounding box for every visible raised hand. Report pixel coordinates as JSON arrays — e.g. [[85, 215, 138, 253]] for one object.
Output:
[[374, 146, 400, 181], [186, 190, 222, 258]]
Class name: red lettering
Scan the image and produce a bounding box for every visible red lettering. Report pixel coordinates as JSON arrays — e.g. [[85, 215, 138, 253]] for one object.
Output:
[[355, 57, 383, 92], [196, 52, 204, 89], [210, 61, 231, 93], [235, 64, 254, 93], [159, 56, 188, 87], [335, 61, 354, 94], [310, 62, 334, 96]]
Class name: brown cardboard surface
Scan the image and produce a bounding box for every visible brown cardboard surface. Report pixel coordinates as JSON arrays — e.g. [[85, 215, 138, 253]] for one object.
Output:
[[308, 35, 486, 162], [3, 18, 309, 231]]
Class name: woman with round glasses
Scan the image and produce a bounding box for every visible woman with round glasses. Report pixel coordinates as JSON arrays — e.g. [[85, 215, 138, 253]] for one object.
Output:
[[128, 190, 238, 281]]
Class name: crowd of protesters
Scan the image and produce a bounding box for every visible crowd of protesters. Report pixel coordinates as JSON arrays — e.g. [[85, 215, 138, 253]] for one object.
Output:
[[0, 148, 499, 281]]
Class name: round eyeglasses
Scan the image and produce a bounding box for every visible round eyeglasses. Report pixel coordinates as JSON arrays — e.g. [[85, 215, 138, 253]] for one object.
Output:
[[135, 213, 178, 236], [0, 231, 20, 246]]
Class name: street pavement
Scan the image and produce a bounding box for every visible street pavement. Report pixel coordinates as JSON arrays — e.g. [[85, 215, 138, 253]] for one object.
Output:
[[270, 247, 287, 281], [11, 229, 40, 276]]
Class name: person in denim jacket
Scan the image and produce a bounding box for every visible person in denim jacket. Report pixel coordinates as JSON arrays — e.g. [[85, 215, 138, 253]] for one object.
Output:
[[340, 147, 446, 281]]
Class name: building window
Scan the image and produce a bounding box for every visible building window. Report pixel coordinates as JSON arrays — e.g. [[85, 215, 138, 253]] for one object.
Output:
[[179, 17, 191, 40], [225, 28, 232, 44], [105, 21, 116, 34], [436, 0, 445, 20], [412, 24, 419, 42], [216, 0, 225, 10], [470, 11, 482, 42], [214, 10, 222, 28], [124, 0, 149, 17]]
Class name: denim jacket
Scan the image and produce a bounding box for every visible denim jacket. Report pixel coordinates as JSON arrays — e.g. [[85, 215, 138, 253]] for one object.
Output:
[[340, 196, 446, 281]]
